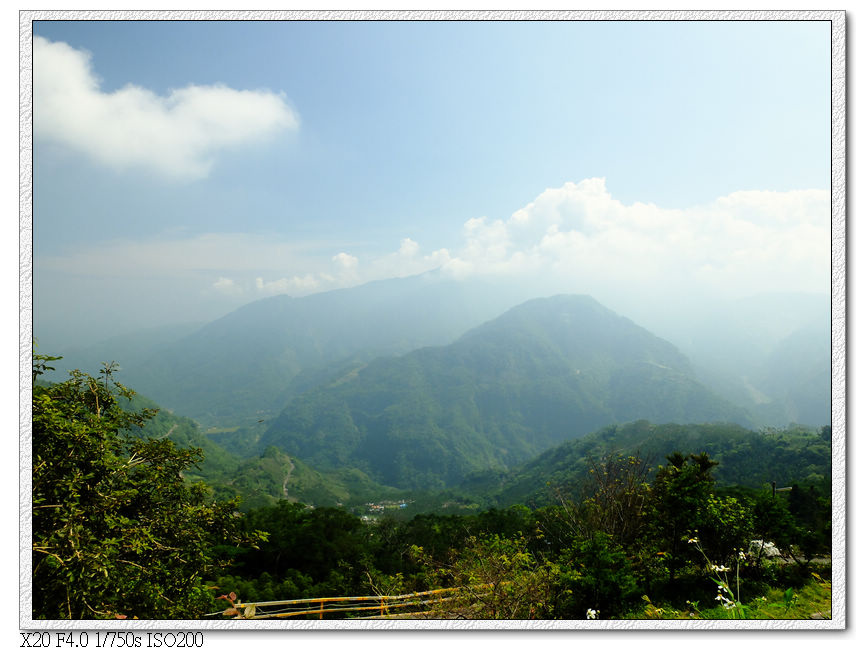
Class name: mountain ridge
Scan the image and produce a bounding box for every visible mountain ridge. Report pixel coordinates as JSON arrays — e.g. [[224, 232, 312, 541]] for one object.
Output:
[[260, 294, 752, 489]]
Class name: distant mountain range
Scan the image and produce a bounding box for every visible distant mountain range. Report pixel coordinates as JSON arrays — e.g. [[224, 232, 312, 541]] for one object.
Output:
[[456, 419, 831, 510], [64, 273, 528, 427], [259, 295, 753, 489], [51, 274, 830, 475]]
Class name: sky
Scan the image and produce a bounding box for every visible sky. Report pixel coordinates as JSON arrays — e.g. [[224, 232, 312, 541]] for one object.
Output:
[[29, 18, 833, 349], [10, 6, 857, 645]]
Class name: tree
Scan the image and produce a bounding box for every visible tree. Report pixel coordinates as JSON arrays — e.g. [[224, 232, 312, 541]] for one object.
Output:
[[576, 452, 652, 546], [32, 355, 261, 619], [644, 452, 717, 581], [644, 452, 754, 585], [557, 531, 640, 619], [413, 534, 562, 619]]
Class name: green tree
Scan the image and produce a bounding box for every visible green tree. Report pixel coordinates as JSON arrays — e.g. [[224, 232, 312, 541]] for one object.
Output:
[[644, 452, 718, 582], [557, 531, 640, 619], [576, 452, 652, 546], [32, 355, 261, 619], [786, 484, 831, 561], [644, 452, 755, 590], [414, 534, 562, 619]]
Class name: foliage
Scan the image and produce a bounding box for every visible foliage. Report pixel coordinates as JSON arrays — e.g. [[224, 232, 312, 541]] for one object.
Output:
[[31, 355, 262, 619], [413, 534, 562, 619], [556, 532, 640, 618], [469, 420, 830, 512], [32, 315, 832, 622], [644, 452, 719, 574], [573, 452, 651, 546], [214, 441, 830, 621], [228, 501, 375, 597], [627, 573, 832, 620]]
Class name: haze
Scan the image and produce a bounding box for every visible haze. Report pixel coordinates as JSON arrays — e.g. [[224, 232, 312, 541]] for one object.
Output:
[[31, 20, 831, 351]]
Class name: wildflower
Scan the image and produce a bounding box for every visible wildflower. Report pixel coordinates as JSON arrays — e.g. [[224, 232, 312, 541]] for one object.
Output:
[[738, 551, 747, 560], [712, 564, 730, 573], [586, 608, 599, 620], [688, 537, 699, 544], [715, 593, 732, 605]]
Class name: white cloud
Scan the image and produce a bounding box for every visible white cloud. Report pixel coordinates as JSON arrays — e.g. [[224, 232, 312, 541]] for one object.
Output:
[[212, 276, 242, 295], [398, 238, 420, 257], [255, 275, 320, 295], [35, 180, 830, 324], [332, 252, 359, 272], [438, 178, 831, 298], [33, 36, 299, 180]]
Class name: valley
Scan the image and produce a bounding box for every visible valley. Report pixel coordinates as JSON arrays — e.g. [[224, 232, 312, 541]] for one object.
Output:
[[33, 275, 834, 620], [44, 274, 831, 509]]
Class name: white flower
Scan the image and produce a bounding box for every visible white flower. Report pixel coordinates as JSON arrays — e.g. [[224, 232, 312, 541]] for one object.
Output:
[[738, 551, 747, 560], [712, 564, 730, 572], [586, 608, 598, 619], [688, 537, 699, 544]]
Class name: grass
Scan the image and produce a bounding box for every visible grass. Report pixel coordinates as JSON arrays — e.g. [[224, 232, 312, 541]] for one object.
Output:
[[629, 572, 832, 620]]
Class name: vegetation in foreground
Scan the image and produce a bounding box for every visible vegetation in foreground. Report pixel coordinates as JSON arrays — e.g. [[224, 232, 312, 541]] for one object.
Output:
[[31, 355, 832, 620], [32, 355, 264, 619]]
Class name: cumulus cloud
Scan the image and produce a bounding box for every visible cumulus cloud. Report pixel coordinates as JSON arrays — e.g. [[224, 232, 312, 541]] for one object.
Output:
[[212, 276, 242, 296], [438, 178, 830, 298], [332, 252, 359, 272], [33, 36, 299, 180], [36, 180, 830, 320], [255, 274, 320, 295], [398, 238, 420, 257]]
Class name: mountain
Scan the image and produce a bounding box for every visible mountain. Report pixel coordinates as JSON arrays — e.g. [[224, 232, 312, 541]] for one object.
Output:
[[218, 446, 405, 512], [69, 273, 530, 428], [260, 295, 753, 490], [48, 277, 830, 433], [115, 391, 400, 510], [669, 292, 831, 427], [460, 420, 831, 509], [749, 323, 831, 426]]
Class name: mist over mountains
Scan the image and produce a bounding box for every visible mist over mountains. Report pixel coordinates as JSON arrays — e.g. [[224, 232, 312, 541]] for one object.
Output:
[[59, 273, 533, 426], [47, 271, 830, 492], [260, 295, 752, 489], [53, 273, 828, 417]]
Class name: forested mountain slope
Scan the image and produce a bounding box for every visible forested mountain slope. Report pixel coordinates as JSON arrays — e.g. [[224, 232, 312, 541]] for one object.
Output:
[[463, 419, 831, 509], [100, 273, 526, 427], [261, 295, 752, 489]]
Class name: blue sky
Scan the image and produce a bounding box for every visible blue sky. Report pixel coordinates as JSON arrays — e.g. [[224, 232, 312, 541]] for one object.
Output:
[[31, 18, 833, 348]]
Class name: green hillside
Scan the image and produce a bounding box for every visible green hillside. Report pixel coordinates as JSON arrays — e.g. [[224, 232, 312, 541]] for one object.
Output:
[[467, 420, 831, 508], [118, 392, 399, 510], [261, 295, 752, 489], [108, 274, 526, 427], [218, 446, 404, 512]]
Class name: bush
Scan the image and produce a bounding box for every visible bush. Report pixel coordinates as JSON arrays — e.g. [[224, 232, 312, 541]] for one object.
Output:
[[32, 355, 262, 619], [556, 531, 640, 619]]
